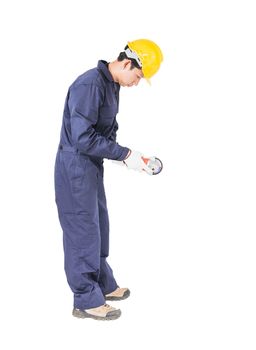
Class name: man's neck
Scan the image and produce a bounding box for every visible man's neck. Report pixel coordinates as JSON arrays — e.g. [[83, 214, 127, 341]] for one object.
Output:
[[108, 61, 119, 83]]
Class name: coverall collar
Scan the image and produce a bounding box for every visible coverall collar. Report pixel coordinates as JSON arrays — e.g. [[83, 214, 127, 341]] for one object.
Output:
[[97, 60, 115, 83]]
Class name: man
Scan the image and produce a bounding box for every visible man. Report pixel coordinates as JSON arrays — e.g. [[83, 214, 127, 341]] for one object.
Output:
[[54, 39, 163, 320]]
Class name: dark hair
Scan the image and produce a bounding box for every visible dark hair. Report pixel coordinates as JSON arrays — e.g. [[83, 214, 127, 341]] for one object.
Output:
[[117, 45, 141, 70]]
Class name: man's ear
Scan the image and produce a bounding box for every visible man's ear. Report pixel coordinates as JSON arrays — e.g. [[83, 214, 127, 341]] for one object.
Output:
[[123, 59, 131, 70]]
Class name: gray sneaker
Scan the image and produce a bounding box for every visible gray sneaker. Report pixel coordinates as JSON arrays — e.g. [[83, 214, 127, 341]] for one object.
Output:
[[72, 303, 121, 321]]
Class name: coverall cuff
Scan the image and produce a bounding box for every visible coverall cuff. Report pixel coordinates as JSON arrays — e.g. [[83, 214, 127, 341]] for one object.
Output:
[[115, 147, 130, 161]]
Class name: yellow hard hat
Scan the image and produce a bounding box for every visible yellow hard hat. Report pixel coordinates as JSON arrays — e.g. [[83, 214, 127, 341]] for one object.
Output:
[[126, 39, 163, 81]]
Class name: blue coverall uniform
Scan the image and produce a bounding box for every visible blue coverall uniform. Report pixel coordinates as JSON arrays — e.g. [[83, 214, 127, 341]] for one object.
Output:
[[54, 60, 129, 309]]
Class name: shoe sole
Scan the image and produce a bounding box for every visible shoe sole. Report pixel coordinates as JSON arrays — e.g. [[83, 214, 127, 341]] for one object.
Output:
[[105, 289, 130, 301], [72, 308, 121, 321]]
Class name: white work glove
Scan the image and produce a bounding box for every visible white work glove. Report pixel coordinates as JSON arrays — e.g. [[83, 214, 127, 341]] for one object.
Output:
[[123, 150, 153, 175]]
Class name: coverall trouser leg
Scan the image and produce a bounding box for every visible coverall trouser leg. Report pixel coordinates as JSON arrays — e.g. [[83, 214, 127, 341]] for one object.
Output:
[[54, 150, 118, 309]]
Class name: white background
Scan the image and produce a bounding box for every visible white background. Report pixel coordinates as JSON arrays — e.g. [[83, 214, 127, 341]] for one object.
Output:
[[0, 0, 256, 349]]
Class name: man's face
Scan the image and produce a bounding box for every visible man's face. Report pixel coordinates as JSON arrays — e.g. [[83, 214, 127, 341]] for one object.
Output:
[[118, 60, 144, 87]]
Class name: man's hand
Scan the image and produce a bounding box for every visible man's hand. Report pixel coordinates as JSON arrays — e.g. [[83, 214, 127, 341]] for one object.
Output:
[[123, 150, 153, 175]]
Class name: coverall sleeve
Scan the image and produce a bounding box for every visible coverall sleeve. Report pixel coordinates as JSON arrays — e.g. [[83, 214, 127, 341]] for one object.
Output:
[[68, 84, 129, 160], [109, 121, 119, 142]]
